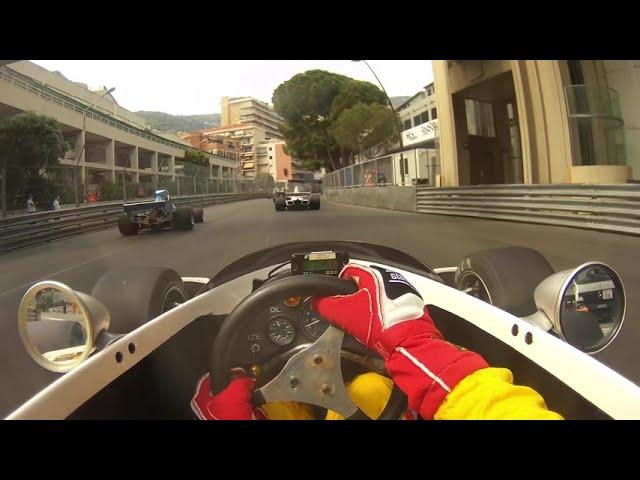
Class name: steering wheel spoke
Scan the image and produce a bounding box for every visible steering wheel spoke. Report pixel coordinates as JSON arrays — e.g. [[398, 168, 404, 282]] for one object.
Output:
[[212, 274, 407, 419], [256, 326, 359, 418]]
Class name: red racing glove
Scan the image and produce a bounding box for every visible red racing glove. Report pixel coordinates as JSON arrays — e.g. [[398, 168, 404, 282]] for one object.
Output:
[[313, 263, 489, 419], [191, 369, 265, 420]]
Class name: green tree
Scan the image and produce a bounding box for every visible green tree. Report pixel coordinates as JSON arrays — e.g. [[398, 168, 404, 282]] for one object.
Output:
[[329, 103, 396, 161], [273, 70, 392, 172], [253, 172, 275, 192], [0, 112, 69, 215], [182, 149, 210, 179], [184, 149, 209, 166]]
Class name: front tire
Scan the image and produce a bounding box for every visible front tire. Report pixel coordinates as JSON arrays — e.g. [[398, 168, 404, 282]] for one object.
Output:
[[455, 246, 554, 317], [174, 207, 194, 230], [310, 195, 321, 210], [275, 197, 285, 211], [118, 214, 139, 236], [91, 267, 188, 333]]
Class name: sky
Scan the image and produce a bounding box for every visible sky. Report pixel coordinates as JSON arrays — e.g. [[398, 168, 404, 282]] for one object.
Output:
[[31, 60, 433, 116]]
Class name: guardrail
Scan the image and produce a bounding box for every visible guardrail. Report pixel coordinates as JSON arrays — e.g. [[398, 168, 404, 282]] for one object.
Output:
[[0, 193, 268, 254], [416, 184, 640, 235]]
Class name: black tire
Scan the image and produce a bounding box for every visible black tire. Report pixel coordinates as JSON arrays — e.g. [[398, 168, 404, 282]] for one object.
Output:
[[91, 267, 188, 334], [193, 208, 204, 224], [310, 195, 321, 210], [275, 197, 285, 211], [454, 246, 554, 317], [118, 214, 139, 236], [174, 207, 194, 230]]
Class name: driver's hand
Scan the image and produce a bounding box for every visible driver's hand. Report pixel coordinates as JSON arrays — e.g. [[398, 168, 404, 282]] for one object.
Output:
[[313, 263, 489, 419], [312, 263, 442, 355], [191, 369, 265, 420]]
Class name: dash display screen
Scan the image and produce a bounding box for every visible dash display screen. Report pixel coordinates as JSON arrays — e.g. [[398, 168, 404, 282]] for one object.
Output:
[[291, 251, 349, 276]]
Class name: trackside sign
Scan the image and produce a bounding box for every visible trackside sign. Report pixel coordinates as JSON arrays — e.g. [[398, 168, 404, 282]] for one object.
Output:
[[402, 119, 439, 147]]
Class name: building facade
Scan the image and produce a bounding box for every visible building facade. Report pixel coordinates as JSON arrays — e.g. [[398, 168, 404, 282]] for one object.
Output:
[[397, 83, 438, 131], [217, 96, 285, 178], [181, 131, 241, 162], [0, 61, 238, 194], [195, 123, 274, 178], [432, 60, 639, 186], [262, 141, 306, 182], [220, 96, 282, 134]]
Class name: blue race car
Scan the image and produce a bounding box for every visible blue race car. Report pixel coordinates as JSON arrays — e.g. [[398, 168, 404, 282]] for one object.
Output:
[[117, 190, 204, 236]]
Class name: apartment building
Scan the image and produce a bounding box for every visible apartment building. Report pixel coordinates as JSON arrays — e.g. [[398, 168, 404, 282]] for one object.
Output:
[[181, 131, 241, 162]]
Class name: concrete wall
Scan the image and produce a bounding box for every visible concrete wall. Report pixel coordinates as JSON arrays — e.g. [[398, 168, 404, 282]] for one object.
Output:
[[324, 187, 416, 212]]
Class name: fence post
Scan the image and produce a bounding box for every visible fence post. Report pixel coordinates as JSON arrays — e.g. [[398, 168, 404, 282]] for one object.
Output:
[[73, 166, 79, 207], [122, 169, 127, 202], [1, 163, 6, 218]]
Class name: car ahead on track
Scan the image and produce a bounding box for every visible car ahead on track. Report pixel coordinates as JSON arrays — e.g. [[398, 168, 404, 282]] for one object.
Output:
[[117, 190, 204, 236], [274, 182, 320, 211], [10, 242, 640, 419]]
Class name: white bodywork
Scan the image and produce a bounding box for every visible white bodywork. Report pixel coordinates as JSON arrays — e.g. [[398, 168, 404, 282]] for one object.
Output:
[[8, 260, 640, 419]]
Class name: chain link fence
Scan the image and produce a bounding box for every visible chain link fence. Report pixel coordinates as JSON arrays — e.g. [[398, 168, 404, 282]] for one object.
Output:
[[324, 150, 441, 189], [1, 161, 270, 217], [324, 156, 396, 188]]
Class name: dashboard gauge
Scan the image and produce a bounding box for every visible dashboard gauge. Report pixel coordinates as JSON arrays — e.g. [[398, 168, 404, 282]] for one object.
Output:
[[267, 317, 295, 346], [300, 301, 329, 340], [283, 296, 301, 308]]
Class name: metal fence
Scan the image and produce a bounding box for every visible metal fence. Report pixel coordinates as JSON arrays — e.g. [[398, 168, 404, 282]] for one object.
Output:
[[1, 161, 267, 217], [416, 183, 640, 235], [324, 156, 396, 188]]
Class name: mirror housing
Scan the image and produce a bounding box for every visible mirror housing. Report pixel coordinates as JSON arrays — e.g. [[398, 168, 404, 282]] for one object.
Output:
[[533, 262, 625, 353], [18, 281, 110, 372]]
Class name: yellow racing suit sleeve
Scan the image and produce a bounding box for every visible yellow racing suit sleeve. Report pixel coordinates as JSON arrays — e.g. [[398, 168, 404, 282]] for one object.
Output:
[[434, 367, 564, 420]]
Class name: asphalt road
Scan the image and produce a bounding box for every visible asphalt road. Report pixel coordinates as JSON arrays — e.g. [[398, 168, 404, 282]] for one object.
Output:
[[1, 197, 638, 418]]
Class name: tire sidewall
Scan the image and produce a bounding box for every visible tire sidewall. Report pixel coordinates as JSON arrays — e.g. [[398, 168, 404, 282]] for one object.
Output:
[[91, 267, 188, 333], [455, 247, 554, 317], [174, 207, 194, 230]]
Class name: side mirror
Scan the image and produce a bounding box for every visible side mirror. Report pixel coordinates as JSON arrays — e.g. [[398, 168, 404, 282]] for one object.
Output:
[[533, 262, 625, 353], [18, 281, 110, 372]]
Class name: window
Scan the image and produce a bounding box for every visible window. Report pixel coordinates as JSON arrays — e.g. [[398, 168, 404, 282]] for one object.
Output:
[[403, 119, 412, 130], [431, 108, 437, 120], [465, 99, 495, 137], [269, 155, 273, 160], [421, 111, 429, 124], [414, 114, 422, 126], [269, 147, 273, 151]]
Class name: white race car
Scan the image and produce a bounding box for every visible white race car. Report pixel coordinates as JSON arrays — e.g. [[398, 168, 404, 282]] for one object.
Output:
[[9, 242, 640, 419], [274, 184, 320, 211]]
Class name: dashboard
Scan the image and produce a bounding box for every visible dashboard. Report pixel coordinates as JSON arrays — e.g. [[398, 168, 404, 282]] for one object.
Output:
[[230, 295, 331, 372]]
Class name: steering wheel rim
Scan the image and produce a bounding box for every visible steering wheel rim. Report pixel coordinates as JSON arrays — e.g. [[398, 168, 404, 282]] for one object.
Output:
[[210, 274, 409, 420]]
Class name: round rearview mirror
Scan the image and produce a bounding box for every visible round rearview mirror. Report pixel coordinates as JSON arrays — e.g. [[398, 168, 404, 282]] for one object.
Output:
[[18, 281, 110, 372], [558, 263, 625, 353]]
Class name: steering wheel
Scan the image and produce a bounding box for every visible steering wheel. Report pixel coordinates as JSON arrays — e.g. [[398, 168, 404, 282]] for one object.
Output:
[[210, 274, 408, 420]]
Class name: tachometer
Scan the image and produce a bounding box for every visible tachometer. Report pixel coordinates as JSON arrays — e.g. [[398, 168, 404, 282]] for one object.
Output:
[[267, 317, 295, 346], [300, 301, 329, 340]]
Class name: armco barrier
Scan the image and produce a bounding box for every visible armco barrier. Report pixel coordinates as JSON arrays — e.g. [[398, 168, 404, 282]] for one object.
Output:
[[416, 183, 640, 235], [0, 193, 268, 254]]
